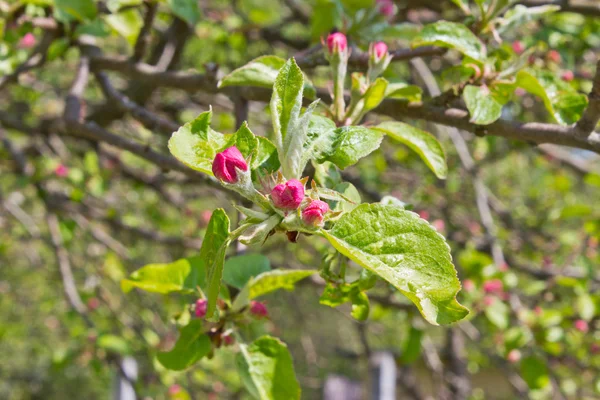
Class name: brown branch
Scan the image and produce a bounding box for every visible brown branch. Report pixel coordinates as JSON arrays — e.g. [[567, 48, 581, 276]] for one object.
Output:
[[132, 1, 158, 63], [87, 54, 600, 154]]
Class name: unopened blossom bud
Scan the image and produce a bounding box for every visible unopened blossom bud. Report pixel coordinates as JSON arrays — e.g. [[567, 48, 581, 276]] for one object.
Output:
[[168, 384, 181, 396], [561, 70, 574, 82], [222, 333, 235, 346], [302, 200, 330, 227], [574, 319, 589, 333], [547, 50, 561, 64], [19, 33, 36, 49], [326, 32, 347, 54], [271, 179, 305, 210], [482, 279, 503, 294], [376, 0, 394, 17], [372, 41, 388, 61], [54, 164, 69, 177], [195, 299, 208, 318], [507, 349, 521, 363], [463, 279, 475, 293], [212, 146, 248, 183], [512, 41, 524, 55], [249, 300, 268, 318]]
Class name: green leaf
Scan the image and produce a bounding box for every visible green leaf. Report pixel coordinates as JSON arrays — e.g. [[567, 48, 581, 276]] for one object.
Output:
[[218, 56, 316, 99], [576, 294, 596, 321], [202, 209, 231, 321], [301, 115, 337, 172], [362, 78, 388, 113], [520, 355, 550, 390], [223, 254, 271, 290], [412, 21, 486, 62], [463, 85, 504, 125], [121, 256, 204, 294], [350, 291, 370, 321], [516, 70, 587, 125], [400, 326, 423, 364], [219, 56, 285, 89], [270, 58, 304, 155], [310, 0, 342, 41], [384, 82, 422, 102], [373, 121, 447, 179], [237, 336, 300, 400], [249, 269, 316, 299], [106, 0, 143, 13], [97, 334, 131, 355], [168, 110, 229, 175], [319, 282, 369, 320], [254, 136, 280, 175], [54, 0, 97, 22], [104, 9, 143, 47], [322, 204, 469, 325], [498, 5, 560, 34], [167, 0, 201, 26], [157, 320, 212, 371], [320, 126, 384, 170]]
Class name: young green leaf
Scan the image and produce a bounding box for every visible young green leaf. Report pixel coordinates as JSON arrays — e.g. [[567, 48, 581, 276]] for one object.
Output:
[[121, 256, 204, 294], [237, 336, 301, 400], [322, 204, 469, 325], [157, 319, 212, 371], [362, 78, 388, 113], [412, 21, 486, 62], [372, 121, 447, 179], [54, 0, 97, 22], [223, 254, 271, 290], [168, 110, 229, 175], [384, 82, 423, 102], [319, 126, 384, 170], [270, 58, 304, 153], [463, 85, 504, 125], [218, 55, 316, 99], [202, 209, 231, 321], [249, 269, 316, 299], [104, 9, 143, 47]]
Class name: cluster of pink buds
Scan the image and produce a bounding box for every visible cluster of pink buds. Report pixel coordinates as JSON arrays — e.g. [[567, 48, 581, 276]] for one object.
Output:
[[54, 164, 69, 177], [212, 146, 248, 183], [482, 279, 503, 295], [574, 319, 589, 333]]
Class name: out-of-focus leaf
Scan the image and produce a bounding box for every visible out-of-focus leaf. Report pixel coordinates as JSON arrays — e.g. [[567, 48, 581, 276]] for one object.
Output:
[[167, 0, 201, 26], [223, 254, 271, 290], [237, 336, 300, 400], [54, 0, 97, 22], [104, 9, 143, 46], [520, 355, 550, 390], [157, 320, 211, 371], [121, 256, 204, 294], [97, 334, 131, 355], [249, 269, 316, 299], [384, 82, 422, 101], [484, 298, 509, 329]]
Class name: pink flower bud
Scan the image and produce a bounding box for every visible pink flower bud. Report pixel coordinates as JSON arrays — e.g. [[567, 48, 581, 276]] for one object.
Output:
[[507, 349, 521, 363], [432, 219, 445, 232], [302, 200, 330, 227], [418, 210, 429, 220], [222, 333, 235, 346], [547, 50, 561, 64], [168, 384, 181, 396], [376, 0, 394, 17], [19, 33, 36, 49], [249, 300, 268, 318], [212, 146, 248, 183], [326, 32, 347, 54], [534, 306, 543, 316], [54, 164, 69, 177], [483, 279, 503, 294], [372, 41, 388, 60], [195, 299, 207, 318], [574, 319, 589, 333], [483, 295, 495, 307], [87, 297, 100, 311], [270, 179, 305, 210], [561, 70, 574, 82], [200, 210, 213, 226], [512, 41, 524, 55], [463, 279, 475, 293]]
